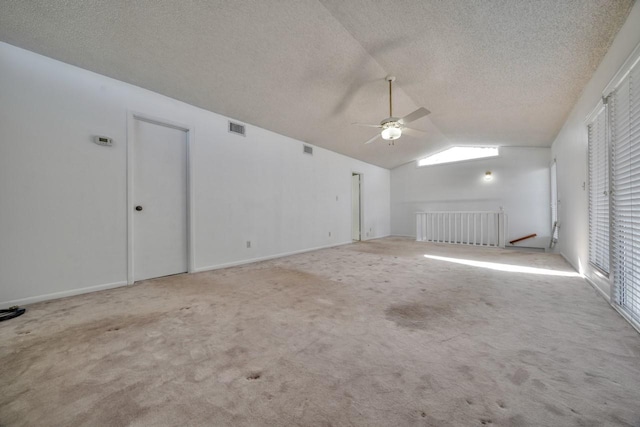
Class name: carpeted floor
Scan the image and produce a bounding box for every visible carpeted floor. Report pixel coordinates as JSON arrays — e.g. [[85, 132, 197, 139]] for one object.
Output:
[[1, 237, 640, 426]]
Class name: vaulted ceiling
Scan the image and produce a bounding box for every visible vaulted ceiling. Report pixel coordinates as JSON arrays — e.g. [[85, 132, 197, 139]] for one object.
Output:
[[0, 0, 632, 169]]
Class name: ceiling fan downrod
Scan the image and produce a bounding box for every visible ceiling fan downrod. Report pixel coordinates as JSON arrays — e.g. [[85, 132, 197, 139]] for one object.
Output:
[[387, 75, 395, 118]]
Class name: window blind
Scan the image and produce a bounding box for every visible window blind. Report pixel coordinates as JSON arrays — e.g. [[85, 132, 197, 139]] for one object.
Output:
[[610, 61, 640, 324], [588, 106, 609, 274]]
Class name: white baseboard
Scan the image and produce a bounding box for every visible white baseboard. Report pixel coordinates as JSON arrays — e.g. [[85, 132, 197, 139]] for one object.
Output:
[[561, 251, 609, 299], [584, 276, 611, 302], [611, 303, 640, 334], [586, 274, 640, 334], [0, 280, 128, 309], [559, 252, 580, 273], [194, 241, 354, 273], [362, 234, 392, 241], [389, 234, 415, 238], [561, 252, 612, 300], [1, 236, 394, 309], [574, 258, 640, 335]]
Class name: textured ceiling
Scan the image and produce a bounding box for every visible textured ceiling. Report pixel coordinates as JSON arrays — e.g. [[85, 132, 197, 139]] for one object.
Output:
[[0, 0, 632, 169]]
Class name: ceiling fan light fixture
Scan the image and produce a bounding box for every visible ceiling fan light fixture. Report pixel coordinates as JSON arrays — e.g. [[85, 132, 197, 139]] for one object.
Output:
[[353, 76, 430, 145], [381, 126, 402, 140]]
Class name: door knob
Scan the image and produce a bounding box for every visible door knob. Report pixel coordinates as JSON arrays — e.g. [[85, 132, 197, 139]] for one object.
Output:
[[135, 206, 143, 211]]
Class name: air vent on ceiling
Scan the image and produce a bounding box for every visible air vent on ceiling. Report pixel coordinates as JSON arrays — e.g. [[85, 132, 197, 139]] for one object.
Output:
[[228, 121, 246, 136], [303, 145, 313, 155]]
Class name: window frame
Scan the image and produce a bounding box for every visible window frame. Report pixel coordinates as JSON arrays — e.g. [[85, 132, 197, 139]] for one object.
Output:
[[586, 102, 610, 276]]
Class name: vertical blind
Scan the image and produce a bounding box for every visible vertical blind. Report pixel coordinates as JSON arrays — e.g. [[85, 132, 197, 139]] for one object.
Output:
[[610, 60, 640, 324], [588, 106, 609, 274]]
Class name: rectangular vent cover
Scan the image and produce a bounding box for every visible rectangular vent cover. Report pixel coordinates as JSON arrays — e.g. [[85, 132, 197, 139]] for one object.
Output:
[[228, 121, 246, 136], [303, 145, 313, 155]]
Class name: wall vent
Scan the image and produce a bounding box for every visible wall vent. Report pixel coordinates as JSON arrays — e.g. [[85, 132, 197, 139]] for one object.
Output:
[[303, 145, 313, 155], [228, 121, 246, 136]]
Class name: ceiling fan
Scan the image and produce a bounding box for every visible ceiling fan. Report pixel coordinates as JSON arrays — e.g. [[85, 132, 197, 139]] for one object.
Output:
[[353, 75, 430, 145]]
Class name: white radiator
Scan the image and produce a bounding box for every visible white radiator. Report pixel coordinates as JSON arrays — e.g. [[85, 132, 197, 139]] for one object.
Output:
[[416, 211, 507, 248]]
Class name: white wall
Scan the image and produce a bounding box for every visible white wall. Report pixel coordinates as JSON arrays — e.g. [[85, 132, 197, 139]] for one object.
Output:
[[391, 147, 551, 245], [550, 2, 640, 296], [0, 43, 390, 307]]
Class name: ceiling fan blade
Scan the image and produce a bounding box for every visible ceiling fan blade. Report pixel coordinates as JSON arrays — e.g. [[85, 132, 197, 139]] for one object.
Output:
[[402, 127, 426, 137], [399, 107, 430, 125], [364, 133, 381, 144], [352, 123, 382, 128]]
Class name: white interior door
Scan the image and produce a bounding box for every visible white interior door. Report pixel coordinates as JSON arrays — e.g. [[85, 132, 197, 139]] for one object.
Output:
[[352, 173, 361, 241], [133, 118, 188, 281]]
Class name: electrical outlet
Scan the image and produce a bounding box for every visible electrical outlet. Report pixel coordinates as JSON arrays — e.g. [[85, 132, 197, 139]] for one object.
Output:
[[246, 241, 251, 248]]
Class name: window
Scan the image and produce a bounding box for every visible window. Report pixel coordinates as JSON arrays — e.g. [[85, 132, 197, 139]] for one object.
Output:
[[417, 146, 499, 167], [587, 105, 609, 274], [608, 49, 640, 324]]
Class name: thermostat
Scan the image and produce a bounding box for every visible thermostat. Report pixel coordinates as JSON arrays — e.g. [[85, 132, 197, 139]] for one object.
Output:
[[94, 136, 113, 146]]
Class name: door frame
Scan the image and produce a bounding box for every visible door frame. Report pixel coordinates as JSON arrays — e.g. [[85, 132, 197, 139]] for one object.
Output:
[[126, 111, 195, 284], [549, 158, 558, 240], [351, 172, 363, 241]]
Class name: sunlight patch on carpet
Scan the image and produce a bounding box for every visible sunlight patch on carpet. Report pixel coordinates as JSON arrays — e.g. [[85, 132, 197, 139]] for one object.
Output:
[[424, 254, 581, 277]]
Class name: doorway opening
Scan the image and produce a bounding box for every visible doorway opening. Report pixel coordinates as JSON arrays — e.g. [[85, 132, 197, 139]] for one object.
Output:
[[352, 173, 362, 241], [550, 159, 559, 248]]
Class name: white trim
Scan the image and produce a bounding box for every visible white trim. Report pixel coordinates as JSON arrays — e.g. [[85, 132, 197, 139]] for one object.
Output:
[[127, 112, 134, 284], [359, 234, 391, 242], [351, 171, 363, 241], [584, 275, 611, 302], [415, 210, 504, 214], [612, 304, 640, 335], [2, 238, 394, 308], [188, 127, 196, 274], [361, 234, 387, 241], [359, 174, 364, 240], [365, 234, 391, 240], [584, 100, 605, 125], [580, 263, 640, 335], [602, 41, 640, 97], [549, 159, 558, 240], [559, 252, 581, 274], [193, 241, 353, 273], [585, 276, 640, 335], [126, 111, 196, 285], [0, 281, 128, 309]]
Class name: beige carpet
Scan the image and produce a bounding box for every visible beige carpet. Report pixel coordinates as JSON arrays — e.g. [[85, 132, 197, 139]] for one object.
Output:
[[1, 237, 640, 426]]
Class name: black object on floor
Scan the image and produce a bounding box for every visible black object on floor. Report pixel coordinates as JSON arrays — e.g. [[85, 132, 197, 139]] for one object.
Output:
[[0, 306, 26, 322]]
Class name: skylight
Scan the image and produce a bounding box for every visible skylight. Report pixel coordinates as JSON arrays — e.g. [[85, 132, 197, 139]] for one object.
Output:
[[417, 146, 499, 167]]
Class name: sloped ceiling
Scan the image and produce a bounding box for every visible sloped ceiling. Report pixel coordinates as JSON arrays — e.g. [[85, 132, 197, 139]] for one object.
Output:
[[0, 0, 632, 169]]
